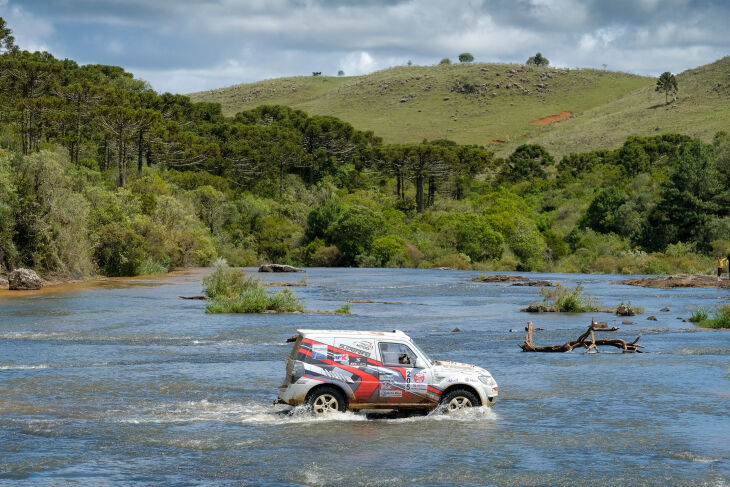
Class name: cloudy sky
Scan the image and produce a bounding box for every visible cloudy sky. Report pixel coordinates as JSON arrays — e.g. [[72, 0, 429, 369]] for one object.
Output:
[[2, 0, 729, 94]]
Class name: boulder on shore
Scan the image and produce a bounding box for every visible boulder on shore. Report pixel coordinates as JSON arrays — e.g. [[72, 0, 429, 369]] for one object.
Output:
[[8, 268, 43, 290], [258, 264, 303, 273]]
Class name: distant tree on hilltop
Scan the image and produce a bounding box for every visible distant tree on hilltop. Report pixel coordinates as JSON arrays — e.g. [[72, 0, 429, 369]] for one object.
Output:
[[458, 53, 474, 63], [526, 52, 549, 67], [337, 70, 344, 76], [439, 58, 451, 65], [656, 71, 678, 104]]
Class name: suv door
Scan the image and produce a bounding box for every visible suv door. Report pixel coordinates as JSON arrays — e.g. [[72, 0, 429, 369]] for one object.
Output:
[[376, 341, 433, 406], [331, 337, 380, 405]]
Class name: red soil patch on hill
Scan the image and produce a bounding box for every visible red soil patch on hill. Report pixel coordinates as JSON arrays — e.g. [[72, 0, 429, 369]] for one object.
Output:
[[530, 111, 572, 125]]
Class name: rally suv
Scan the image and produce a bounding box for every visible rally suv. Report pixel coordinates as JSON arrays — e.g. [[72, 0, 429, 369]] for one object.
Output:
[[277, 329, 498, 415]]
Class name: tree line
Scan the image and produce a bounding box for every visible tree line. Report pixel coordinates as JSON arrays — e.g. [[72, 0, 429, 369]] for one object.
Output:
[[0, 17, 728, 278]]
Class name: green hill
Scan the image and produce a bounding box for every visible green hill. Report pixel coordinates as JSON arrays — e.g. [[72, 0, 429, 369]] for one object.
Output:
[[529, 56, 730, 155], [189, 58, 730, 156]]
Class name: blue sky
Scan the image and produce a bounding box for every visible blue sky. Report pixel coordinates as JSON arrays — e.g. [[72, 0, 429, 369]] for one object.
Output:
[[2, 0, 729, 94]]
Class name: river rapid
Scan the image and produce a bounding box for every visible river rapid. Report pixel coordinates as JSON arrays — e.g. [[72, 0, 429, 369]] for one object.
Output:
[[1, 268, 728, 486]]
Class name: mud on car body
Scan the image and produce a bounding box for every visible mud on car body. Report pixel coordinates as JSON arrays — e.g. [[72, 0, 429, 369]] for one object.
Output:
[[277, 329, 498, 415]]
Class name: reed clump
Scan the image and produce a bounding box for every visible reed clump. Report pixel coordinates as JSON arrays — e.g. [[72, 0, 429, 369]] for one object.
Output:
[[203, 262, 304, 313], [690, 305, 730, 329]]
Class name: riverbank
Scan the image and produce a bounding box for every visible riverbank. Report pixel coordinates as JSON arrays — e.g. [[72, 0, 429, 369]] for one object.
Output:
[[3, 268, 727, 299], [0, 268, 208, 298]]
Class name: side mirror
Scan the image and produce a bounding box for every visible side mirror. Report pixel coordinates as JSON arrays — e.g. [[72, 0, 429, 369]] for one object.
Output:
[[414, 357, 427, 369]]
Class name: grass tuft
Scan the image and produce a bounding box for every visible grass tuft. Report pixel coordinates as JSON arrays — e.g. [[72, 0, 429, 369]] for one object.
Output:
[[692, 304, 730, 329], [539, 283, 596, 312], [333, 303, 351, 314], [137, 258, 168, 276], [203, 263, 304, 313]]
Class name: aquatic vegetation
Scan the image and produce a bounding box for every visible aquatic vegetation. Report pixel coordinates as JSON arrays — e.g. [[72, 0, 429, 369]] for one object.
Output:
[[688, 307, 709, 323], [538, 283, 597, 312], [203, 263, 304, 314], [333, 303, 351, 314], [691, 305, 730, 329]]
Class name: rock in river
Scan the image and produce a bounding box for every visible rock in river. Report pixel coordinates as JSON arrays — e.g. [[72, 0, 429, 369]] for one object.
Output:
[[258, 264, 303, 273], [8, 268, 43, 290]]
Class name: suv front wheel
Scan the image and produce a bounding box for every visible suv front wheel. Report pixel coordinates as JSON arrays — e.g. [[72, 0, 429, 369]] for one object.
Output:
[[307, 386, 347, 415], [440, 388, 479, 412]]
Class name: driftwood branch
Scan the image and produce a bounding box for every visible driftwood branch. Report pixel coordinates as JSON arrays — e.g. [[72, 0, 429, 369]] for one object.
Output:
[[519, 320, 644, 353]]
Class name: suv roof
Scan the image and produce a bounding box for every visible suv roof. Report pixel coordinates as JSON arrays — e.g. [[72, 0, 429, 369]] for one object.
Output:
[[296, 329, 409, 339]]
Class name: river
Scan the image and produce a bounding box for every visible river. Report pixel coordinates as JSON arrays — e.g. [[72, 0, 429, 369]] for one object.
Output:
[[1, 268, 728, 486]]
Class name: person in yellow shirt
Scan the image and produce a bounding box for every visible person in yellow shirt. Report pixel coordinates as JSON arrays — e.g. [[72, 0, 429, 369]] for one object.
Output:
[[718, 256, 727, 282]]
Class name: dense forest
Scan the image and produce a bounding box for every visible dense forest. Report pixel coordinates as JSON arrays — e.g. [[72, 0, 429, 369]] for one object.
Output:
[[1, 18, 729, 279]]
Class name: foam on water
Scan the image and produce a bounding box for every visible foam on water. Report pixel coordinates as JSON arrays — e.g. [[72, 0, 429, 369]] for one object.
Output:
[[96, 399, 500, 426], [0, 363, 50, 370]]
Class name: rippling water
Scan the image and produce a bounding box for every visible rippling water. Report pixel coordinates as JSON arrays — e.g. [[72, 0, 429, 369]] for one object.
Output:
[[1, 268, 728, 486]]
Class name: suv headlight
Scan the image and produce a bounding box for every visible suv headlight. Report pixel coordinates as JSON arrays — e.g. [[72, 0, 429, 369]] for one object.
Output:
[[479, 375, 496, 387]]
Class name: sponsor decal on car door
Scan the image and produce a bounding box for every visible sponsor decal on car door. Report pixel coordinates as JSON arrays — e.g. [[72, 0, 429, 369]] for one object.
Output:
[[376, 342, 435, 405]]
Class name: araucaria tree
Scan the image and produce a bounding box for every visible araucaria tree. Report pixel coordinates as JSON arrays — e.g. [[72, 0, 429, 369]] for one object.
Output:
[[656, 72, 678, 104], [526, 52, 549, 67], [458, 53, 474, 63]]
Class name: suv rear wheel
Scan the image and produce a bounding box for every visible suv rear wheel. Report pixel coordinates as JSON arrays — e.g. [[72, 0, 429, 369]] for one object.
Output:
[[440, 388, 479, 412], [307, 386, 347, 415]]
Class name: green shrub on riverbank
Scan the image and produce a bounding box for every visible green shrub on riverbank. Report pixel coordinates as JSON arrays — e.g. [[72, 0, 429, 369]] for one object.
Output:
[[203, 262, 304, 313]]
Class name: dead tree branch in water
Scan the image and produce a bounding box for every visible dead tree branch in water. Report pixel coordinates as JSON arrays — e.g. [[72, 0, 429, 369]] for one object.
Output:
[[519, 320, 644, 353]]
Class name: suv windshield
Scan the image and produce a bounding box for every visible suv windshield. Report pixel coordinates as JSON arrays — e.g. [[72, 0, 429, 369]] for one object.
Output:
[[409, 341, 432, 366], [378, 340, 433, 367]]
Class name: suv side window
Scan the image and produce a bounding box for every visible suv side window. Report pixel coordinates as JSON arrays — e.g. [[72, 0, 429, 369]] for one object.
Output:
[[379, 342, 417, 367]]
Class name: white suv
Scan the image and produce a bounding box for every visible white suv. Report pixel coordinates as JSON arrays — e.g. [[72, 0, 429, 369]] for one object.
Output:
[[278, 329, 498, 415]]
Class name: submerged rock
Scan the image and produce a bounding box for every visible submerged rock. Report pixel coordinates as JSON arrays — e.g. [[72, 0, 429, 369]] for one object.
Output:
[[647, 316, 658, 321], [8, 268, 43, 290], [521, 304, 558, 313], [258, 264, 303, 273], [472, 274, 529, 283], [618, 275, 727, 289], [616, 304, 635, 316], [511, 280, 554, 287]]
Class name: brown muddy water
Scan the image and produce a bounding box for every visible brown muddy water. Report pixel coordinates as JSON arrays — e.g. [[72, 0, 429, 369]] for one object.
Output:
[[0, 268, 728, 486]]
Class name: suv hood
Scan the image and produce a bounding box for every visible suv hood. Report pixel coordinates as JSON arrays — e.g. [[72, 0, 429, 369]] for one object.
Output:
[[432, 360, 490, 376]]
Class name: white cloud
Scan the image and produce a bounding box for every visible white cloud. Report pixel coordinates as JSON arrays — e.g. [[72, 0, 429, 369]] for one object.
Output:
[[107, 40, 123, 54], [579, 26, 625, 51], [133, 58, 274, 94], [5, 2, 54, 53], [5, 0, 730, 93], [339, 52, 377, 76]]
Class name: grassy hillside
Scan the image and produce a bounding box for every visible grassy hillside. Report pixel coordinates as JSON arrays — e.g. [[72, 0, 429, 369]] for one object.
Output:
[[529, 56, 730, 154], [189, 63, 653, 156], [190, 58, 730, 156]]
